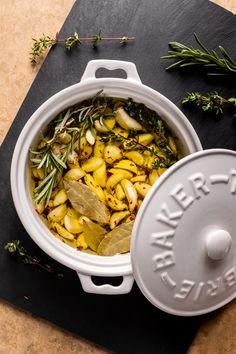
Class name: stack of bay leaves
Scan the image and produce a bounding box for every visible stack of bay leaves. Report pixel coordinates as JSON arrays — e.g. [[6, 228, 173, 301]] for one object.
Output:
[[30, 94, 181, 256]]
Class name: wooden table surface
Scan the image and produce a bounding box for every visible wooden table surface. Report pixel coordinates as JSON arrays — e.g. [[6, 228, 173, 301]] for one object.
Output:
[[0, 1, 236, 353]]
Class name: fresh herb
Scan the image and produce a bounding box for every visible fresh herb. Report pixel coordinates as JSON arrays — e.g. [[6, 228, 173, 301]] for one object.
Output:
[[4, 240, 58, 274], [91, 30, 102, 47], [100, 131, 124, 143], [30, 31, 135, 64], [65, 32, 81, 49], [161, 33, 236, 76], [123, 98, 178, 161], [182, 91, 236, 116], [31, 91, 109, 205], [30, 34, 56, 64], [152, 159, 160, 169], [101, 130, 176, 168], [31, 93, 179, 207], [124, 98, 166, 135]]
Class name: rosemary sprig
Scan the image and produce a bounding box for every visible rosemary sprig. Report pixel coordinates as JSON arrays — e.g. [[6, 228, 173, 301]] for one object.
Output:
[[161, 33, 236, 76], [31, 91, 109, 205], [5, 240, 56, 273], [30, 31, 135, 64], [182, 91, 236, 116]]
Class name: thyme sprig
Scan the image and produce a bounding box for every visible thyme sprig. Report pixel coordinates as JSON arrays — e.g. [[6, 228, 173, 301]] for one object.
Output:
[[30, 31, 135, 64], [31, 91, 108, 205], [100, 131, 175, 168], [182, 91, 236, 116], [161, 33, 236, 76], [5, 240, 55, 273]]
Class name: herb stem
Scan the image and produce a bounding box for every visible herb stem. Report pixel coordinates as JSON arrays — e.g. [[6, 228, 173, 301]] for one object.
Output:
[[5, 240, 54, 273], [161, 33, 236, 76], [182, 91, 236, 116], [30, 32, 135, 64]]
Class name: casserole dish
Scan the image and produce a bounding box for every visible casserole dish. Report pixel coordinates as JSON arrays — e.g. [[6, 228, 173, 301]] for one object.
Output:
[[11, 60, 202, 299]]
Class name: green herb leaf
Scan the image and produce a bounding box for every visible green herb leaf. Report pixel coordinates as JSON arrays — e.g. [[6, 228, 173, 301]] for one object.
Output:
[[161, 34, 236, 76]]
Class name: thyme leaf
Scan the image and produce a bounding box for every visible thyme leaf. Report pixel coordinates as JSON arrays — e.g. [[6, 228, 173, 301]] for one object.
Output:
[[4, 240, 59, 274], [182, 91, 236, 117], [30, 31, 135, 64]]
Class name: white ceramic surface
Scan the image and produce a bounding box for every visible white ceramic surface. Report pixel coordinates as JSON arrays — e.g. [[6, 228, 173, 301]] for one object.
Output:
[[131, 149, 236, 316], [10, 60, 202, 295]]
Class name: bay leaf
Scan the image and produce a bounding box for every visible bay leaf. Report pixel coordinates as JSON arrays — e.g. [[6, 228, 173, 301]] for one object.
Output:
[[97, 221, 134, 256], [63, 179, 109, 225], [83, 219, 107, 251]]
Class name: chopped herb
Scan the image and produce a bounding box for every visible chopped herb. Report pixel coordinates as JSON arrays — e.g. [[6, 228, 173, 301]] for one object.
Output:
[[152, 159, 159, 169], [5, 240, 56, 273]]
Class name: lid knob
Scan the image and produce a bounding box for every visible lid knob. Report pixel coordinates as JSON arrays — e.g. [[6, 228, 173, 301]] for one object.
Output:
[[206, 229, 232, 260]]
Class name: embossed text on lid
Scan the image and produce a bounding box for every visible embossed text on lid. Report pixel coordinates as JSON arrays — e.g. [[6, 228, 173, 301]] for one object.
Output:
[[131, 149, 236, 316]]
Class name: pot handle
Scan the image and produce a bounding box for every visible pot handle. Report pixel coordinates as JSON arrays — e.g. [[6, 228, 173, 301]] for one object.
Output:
[[80, 59, 142, 83], [77, 273, 134, 295]]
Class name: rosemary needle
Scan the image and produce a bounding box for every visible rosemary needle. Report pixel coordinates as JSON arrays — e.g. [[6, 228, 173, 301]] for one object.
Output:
[[161, 33, 236, 76]]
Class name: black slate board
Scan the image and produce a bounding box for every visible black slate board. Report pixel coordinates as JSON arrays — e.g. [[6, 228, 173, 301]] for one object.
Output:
[[1, 0, 236, 353]]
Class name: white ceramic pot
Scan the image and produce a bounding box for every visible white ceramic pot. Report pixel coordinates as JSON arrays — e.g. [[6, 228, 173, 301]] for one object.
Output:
[[10, 60, 202, 295]]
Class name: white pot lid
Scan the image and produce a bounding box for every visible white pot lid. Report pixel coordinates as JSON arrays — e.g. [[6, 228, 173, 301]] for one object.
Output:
[[131, 149, 236, 316]]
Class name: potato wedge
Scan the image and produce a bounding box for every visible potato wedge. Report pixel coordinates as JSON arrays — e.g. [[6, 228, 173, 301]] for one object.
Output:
[[66, 208, 81, 219], [76, 233, 88, 250], [64, 167, 86, 181], [85, 129, 96, 145], [120, 179, 138, 212], [113, 127, 129, 138], [130, 175, 147, 183], [108, 168, 133, 179], [134, 182, 151, 198], [158, 166, 167, 176], [115, 107, 143, 130], [64, 214, 84, 234], [104, 145, 122, 164], [124, 151, 144, 166], [82, 157, 104, 172], [32, 167, 45, 180], [79, 144, 93, 160], [168, 135, 177, 154], [94, 117, 116, 132], [105, 193, 128, 211], [67, 150, 80, 169], [93, 162, 107, 188], [35, 199, 45, 214], [93, 139, 105, 158], [137, 133, 154, 146], [48, 204, 67, 222], [115, 183, 126, 200], [53, 189, 68, 206], [149, 169, 159, 185], [56, 132, 71, 144], [109, 210, 130, 229], [114, 160, 138, 175], [50, 222, 74, 240], [106, 172, 124, 193]]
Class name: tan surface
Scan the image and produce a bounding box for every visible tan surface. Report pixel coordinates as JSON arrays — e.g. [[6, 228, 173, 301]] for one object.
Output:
[[0, 300, 111, 354], [0, 0, 236, 353], [211, 0, 236, 13]]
